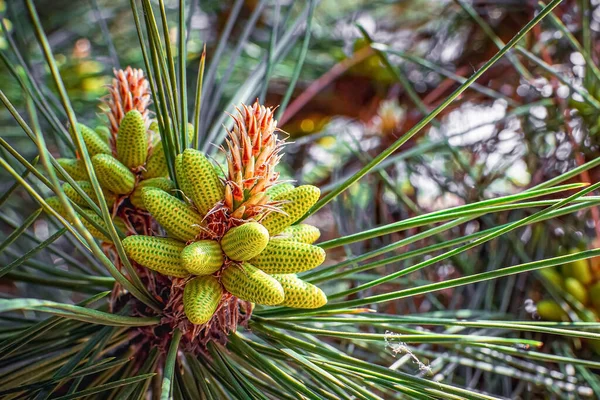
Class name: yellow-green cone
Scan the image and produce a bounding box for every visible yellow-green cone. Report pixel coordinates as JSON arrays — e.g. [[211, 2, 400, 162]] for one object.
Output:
[[63, 181, 115, 208], [564, 277, 589, 305], [182, 149, 224, 215], [221, 222, 269, 261], [57, 158, 88, 181], [142, 188, 203, 242], [279, 224, 320, 244], [249, 238, 325, 274], [562, 253, 593, 285], [539, 268, 563, 289], [221, 262, 284, 305], [184, 276, 223, 324], [92, 154, 136, 195], [122, 235, 188, 278], [175, 153, 192, 196], [261, 185, 320, 235], [130, 177, 176, 210], [590, 282, 600, 312], [537, 299, 568, 321], [265, 183, 294, 198], [71, 123, 112, 157], [46, 196, 120, 242], [117, 110, 148, 169], [142, 141, 169, 179], [272, 274, 327, 308], [95, 126, 112, 143], [180, 240, 224, 275]]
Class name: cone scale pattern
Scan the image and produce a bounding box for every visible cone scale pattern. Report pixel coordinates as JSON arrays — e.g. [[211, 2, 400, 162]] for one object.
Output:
[[113, 100, 328, 328]]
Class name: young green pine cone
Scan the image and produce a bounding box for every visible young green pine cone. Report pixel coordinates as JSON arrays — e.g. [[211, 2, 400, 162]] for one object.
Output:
[[70, 123, 112, 157], [221, 222, 269, 261], [142, 141, 169, 179], [122, 235, 188, 278], [181, 240, 223, 275], [63, 181, 116, 208], [279, 224, 320, 244], [221, 262, 284, 305], [95, 126, 111, 143], [272, 274, 327, 308], [130, 177, 176, 210], [249, 238, 326, 274], [260, 185, 320, 235], [562, 251, 593, 285], [182, 148, 224, 215], [184, 276, 223, 325], [92, 154, 136, 195], [46, 196, 123, 243], [116, 110, 149, 169], [265, 183, 294, 199], [57, 158, 88, 181], [537, 299, 568, 321], [142, 188, 203, 241], [564, 277, 589, 305], [174, 153, 193, 196]]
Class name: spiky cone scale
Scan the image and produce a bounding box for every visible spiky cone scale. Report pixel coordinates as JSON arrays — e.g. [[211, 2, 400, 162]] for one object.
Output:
[[122, 235, 188, 278], [63, 181, 116, 208], [249, 238, 326, 274], [225, 102, 283, 208], [537, 299, 569, 322], [221, 222, 269, 261], [184, 276, 223, 325], [46, 196, 121, 243], [180, 240, 224, 276], [279, 224, 320, 244], [92, 154, 136, 195], [57, 158, 88, 181], [142, 188, 203, 242], [272, 274, 327, 308], [182, 149, 224, 215], [142, 141, 169, 179], [260, 185, 320, 236], [116, 110, 149, 169], [130, 177, 176, 210], [221, 262, 284, 305], [175, 153, 193, 197], [70, 123, 112, 157], [103, 67, 150, 135]]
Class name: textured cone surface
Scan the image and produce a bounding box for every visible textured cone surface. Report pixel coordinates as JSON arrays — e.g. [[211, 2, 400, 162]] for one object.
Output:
[[175, 153, 193, 196], [57, 158, 88, 181], [181, 240, 224, 275], [63, 181, 115, 208], [279, 224, 320, 244], [182, 149, 224, 215], [130, 177, 176, 210], [46, 197, 113, 242], [221, 222, 269, 261], [71, 123, 112, 157], [142, 141, 169, 178], [562, 254, 593, 285], [265, 183, 294, 199], [95, 126, 111, 143], [250, 238, 326, 274], [184, 276, 222, 325], [261, 185, 320, 235], [537, 300, 568, 321], [122, 235, 188, 277], [221, 262, 284, 305], [564, 277, 589, 305], [272, 274, 327, 308], [142, 188, 203, 241], [103, 67, 150, 135], [117, 110, 149, 169], [92, 154, 136, 195]]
